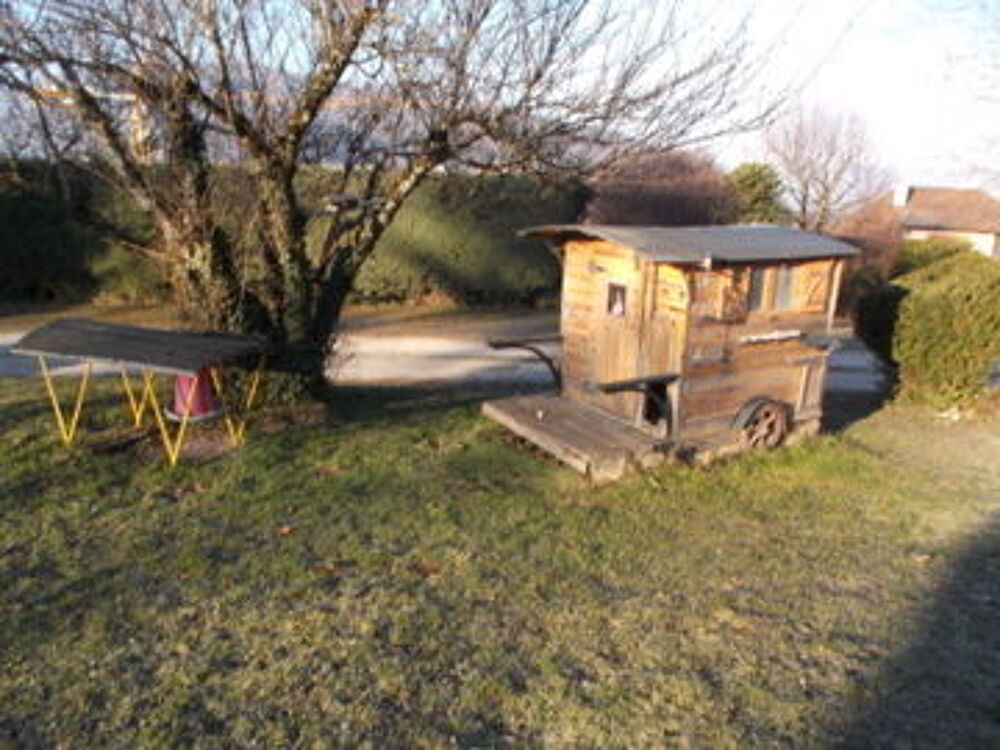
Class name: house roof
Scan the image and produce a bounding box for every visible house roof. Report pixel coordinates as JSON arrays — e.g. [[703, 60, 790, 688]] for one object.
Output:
[[522, 224, 858, 265], [899, 187, 1000, 233]]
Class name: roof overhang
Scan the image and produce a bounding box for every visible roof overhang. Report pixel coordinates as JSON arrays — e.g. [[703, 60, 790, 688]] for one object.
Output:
[[522, 224, 859, 265]]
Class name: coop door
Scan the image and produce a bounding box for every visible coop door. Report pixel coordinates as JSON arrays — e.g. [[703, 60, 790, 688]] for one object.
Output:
[[637, 264, 688, 434], [586, 278, 640, 420]]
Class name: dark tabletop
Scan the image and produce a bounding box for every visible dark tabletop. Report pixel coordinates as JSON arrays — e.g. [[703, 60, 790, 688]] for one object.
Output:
[[12, 318, 269, 376]]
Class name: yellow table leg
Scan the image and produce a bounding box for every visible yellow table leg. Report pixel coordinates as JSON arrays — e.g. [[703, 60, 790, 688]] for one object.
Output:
[[119, 367, 151, 427], [209, 358, 264, 446], [143, 370, 198, 467], [38, 356, 91, 445]]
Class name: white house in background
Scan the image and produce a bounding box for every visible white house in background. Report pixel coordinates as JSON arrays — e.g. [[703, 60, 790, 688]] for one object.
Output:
[[894, 186, 1000, 258]]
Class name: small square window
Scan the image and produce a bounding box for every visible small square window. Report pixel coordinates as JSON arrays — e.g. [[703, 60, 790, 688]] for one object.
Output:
[[607, 283, 627, 316]]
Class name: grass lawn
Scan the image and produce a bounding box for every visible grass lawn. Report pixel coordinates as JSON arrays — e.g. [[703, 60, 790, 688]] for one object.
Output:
[[1, 377, 999, 748]]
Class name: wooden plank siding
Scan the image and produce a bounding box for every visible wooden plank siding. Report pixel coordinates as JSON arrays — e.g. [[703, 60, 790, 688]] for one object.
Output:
[[559, 240, 598, 397], [677, 258, 836, 433], [560, 239, 645, 422], [795, 259, 834, 312], [635, 262, 689, 436], [681, 366, 801, 423]]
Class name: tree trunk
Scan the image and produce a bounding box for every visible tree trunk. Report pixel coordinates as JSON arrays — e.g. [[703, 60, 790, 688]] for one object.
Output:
[[302, 160, 440, 386], [311, 251, 358, 358], [255, 164, 313, 345]]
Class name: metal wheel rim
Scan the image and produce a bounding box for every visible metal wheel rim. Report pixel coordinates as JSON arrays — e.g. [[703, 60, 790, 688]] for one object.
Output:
[[743, 403, 787, 448]]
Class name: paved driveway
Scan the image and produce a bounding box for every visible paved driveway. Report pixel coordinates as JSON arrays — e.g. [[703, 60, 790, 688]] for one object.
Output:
[[0, 332, 130, 377], [1, 316, 893, 408]]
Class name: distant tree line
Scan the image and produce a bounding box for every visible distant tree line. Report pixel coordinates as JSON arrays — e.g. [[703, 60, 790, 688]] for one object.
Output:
[[583, 151, 788, 227]]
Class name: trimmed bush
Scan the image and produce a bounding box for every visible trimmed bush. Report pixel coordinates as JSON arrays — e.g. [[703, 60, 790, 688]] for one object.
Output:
[[0, 162, 163, 305], [852, 268, 905, 363], [87, 245, 167, 305], [891, 251, 1000, 405], [353, 174, 584, 304], [0, 167, 100, 301], [891, 236, 967, 278], [853, 237, 980, 363]]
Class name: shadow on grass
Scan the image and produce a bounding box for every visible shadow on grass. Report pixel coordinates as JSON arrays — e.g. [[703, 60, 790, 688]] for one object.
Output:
[[833, 514, 1000, 747], [821, 339, 896, 434], [0, 389, 153, 435], [821, 385, 892, 434], [0, 563, 130, 658], [0, 299, 87, 320], [325, 380, 553, 425], [0, 394, 54, 425]]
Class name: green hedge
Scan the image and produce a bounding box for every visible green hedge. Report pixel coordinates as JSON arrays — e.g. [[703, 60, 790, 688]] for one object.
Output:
[[891, 251, 1000, 405], [0, 163, 161, 304], [354, 174, 583, 303], [854, 237, 974, 362], [852, 268, 905, 364], [891, 236, 966, 278], [0, 167, 99, 301], [854, 238, 1000, 406], [0, 165, 581, 307]]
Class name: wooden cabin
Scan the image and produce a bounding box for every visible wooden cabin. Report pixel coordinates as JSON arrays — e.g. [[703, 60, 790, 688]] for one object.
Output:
[[482, 224, 858, 481]]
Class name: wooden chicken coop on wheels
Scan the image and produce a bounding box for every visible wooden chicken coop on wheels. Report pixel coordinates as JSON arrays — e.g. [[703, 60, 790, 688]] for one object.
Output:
[[483, 224, 858, 482]]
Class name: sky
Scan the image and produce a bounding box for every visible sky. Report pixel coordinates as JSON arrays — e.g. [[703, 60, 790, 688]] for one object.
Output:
[[714, 0, 999, 189]]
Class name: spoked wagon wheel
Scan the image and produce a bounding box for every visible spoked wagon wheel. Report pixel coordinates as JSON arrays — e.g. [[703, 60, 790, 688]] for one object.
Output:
[[741, 401, 789, 449]]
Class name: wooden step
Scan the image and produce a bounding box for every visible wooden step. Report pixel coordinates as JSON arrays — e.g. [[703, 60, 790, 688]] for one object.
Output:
[[482, 394, 668, 482]]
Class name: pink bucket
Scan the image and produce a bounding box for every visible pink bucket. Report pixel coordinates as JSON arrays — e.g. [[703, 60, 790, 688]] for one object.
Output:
[[166, 367, 222, 422]]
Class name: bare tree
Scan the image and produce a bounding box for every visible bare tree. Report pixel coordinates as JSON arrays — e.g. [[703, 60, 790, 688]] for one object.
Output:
[[0, 0, 773, 380], [0, 89, 85, 201], [584, 150, 736, 225], [765, 107, 890, 232], [899, 1, 999, 187], [0, 93, 39, 167], [954, 1, 1000, 187]]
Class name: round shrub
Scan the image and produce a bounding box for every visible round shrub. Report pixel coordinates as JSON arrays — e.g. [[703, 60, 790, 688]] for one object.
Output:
[[892, 251, 1000, 406], [852, 268, 905, 363], [890, 236, 967, 278]]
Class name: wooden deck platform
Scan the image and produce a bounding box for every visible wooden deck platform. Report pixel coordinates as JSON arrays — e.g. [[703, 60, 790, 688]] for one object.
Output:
[[482, 394, 669, 482], [484, 394, 824, 482]]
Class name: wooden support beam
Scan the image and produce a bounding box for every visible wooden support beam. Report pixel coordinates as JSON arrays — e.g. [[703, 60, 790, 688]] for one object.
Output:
[[826, 259, 844, 333], [583, 372, 680, 394]]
